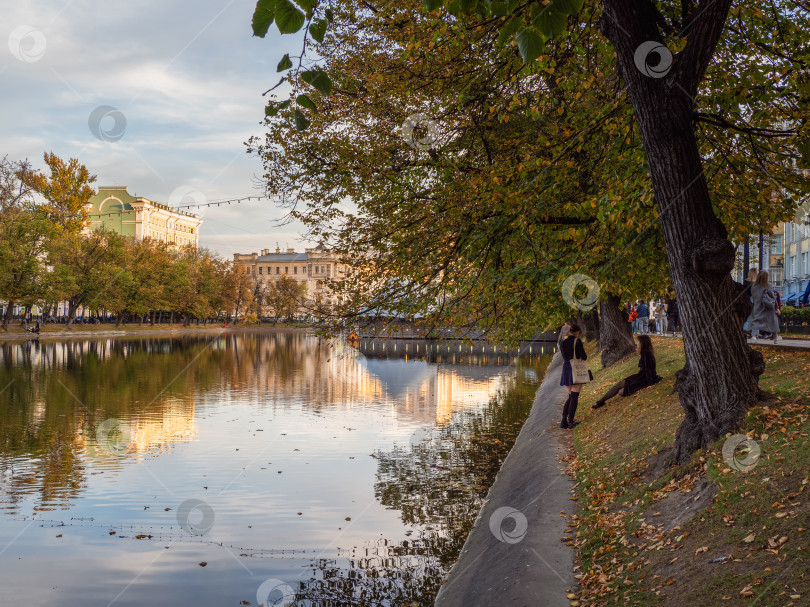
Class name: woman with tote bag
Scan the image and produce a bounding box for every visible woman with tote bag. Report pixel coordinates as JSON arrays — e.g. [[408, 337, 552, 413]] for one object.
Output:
[[559, 324, 590, 429]]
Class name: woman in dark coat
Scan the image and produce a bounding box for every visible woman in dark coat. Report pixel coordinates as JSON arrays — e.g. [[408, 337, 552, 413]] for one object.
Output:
[[559, 324, 587, 429], [591, 335, 661, 409]]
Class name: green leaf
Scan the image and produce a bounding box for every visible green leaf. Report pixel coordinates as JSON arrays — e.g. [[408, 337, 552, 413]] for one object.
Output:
[[531, 5, 568, 39], [275, 0, 305, 34], [515, 27, 545, 63], [491, 1, 508, 17], [276, 53, 293, 72], [309, 18, 327, 43], [252, 0, 276, 38], [294, 109, 310, 131], [294, 0, 317, 13], [424, 0, 444, 10], [497, 14, 523, 47], [265, 104, 278, 117], [325, 8, 334, 22], [551, 0, 584, 15], [798, 135, 810, 169], [301, 70, 333, 96], [459, 0, 477, 14], [296, 94, 318, 112]]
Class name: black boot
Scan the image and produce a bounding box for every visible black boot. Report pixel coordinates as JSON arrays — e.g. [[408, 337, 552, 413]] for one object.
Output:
[[567, 392, 580, 429], [560, 393, 571, 428]]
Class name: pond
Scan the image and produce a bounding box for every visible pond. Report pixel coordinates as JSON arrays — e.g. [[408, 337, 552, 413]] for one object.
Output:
[[0, 331, 553, 606]]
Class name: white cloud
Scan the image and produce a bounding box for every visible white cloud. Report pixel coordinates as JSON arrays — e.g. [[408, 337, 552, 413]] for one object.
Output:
[[0, 0, 305, 257]]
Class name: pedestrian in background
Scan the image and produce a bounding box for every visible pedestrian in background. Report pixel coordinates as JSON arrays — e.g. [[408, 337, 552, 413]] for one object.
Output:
[[655, 301, 668, 335], [636, 300, 650, 334], [749, 271, 779, 342], [629, 304, 639, 334]]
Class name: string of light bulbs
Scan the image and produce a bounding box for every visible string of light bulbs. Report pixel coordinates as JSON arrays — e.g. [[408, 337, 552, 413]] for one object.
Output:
[[87, 195, 272, 218]]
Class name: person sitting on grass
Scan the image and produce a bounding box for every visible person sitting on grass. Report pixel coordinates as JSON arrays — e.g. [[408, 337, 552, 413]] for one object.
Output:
[[591, 335, 662, 409]]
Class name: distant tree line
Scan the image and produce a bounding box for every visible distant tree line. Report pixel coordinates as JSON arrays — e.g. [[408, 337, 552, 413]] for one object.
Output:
[[0, 153, 257, 329]]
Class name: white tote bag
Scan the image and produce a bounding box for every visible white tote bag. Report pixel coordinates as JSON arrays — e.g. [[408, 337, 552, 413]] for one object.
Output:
[[571, 341, 592, 384]]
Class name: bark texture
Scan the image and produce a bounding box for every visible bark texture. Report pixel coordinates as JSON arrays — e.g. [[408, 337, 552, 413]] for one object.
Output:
[[600, 293, 636, 368], [2, 302, 14, 330], [601, 0, 764, 462]]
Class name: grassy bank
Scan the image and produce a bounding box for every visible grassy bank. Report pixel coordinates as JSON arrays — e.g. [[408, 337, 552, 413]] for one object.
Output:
[[564, 338, 808, 606]]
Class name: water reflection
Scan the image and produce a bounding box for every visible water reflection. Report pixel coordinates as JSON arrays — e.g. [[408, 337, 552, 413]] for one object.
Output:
[[0, 332, 551, 606]]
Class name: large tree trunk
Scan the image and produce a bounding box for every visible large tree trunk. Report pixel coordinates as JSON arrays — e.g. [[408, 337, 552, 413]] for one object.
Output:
[[2, 301, 15, 331], [600, 293, 636, 367], [602, 1, 764, 462], [65, 300, 78, 329]]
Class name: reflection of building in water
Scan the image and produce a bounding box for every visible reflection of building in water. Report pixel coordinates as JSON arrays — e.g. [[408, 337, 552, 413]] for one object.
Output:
[[217, 334, 509, 426], [356, 358, 507, 425], [128, 396, 197, 452]]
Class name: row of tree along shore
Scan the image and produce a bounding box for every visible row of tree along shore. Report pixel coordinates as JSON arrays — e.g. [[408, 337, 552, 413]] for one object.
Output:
[[0, 154, 317, 330]]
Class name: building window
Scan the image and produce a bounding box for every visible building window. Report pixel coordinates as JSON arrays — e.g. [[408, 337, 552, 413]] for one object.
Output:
[[259, 267, 263, 275], [302, 266, 306, 273], [772, 234, 783, 255], [294, 267, 298, 275], [276, 267, 280, 274], [285, 267, 288, 274]]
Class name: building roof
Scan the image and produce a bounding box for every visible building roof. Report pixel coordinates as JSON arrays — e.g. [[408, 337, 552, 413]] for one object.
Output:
[[256, 253, 310, 262]]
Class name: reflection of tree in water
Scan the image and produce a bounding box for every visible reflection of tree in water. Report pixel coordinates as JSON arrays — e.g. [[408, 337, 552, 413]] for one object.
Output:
[[296, 360, 548, 606], [0, 333, 325, 513]]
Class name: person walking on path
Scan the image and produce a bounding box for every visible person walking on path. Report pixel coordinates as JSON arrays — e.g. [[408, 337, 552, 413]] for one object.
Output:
[[749, 271, 780, 342], [559, 324, 587, 429], [591, 335, 662, 409], [636, 300, 650, 334], [654, 302, 668, 335]]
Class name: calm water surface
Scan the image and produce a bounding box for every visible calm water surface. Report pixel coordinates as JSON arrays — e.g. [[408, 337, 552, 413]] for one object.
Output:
[[0, 331, 552, 606]]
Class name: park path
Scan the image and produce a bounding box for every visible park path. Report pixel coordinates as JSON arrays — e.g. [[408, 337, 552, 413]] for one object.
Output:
[[434, 352, 576, 607], [653, 332, 810, 352]]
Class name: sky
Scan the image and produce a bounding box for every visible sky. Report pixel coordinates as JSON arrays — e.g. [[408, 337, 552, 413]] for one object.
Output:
[[1, 0, 309, 258]]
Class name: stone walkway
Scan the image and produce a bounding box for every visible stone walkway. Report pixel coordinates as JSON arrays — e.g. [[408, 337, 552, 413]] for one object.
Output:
[[434, 352, 575, 607], [645, 332, 810, 353]]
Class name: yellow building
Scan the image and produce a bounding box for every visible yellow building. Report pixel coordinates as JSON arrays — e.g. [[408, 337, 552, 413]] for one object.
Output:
[[233, 245, 347, 313], [84, 186, 203, 249]]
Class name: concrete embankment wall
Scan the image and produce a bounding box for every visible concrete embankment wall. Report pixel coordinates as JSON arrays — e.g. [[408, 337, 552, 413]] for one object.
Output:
[[435, 352, 576, 607]]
